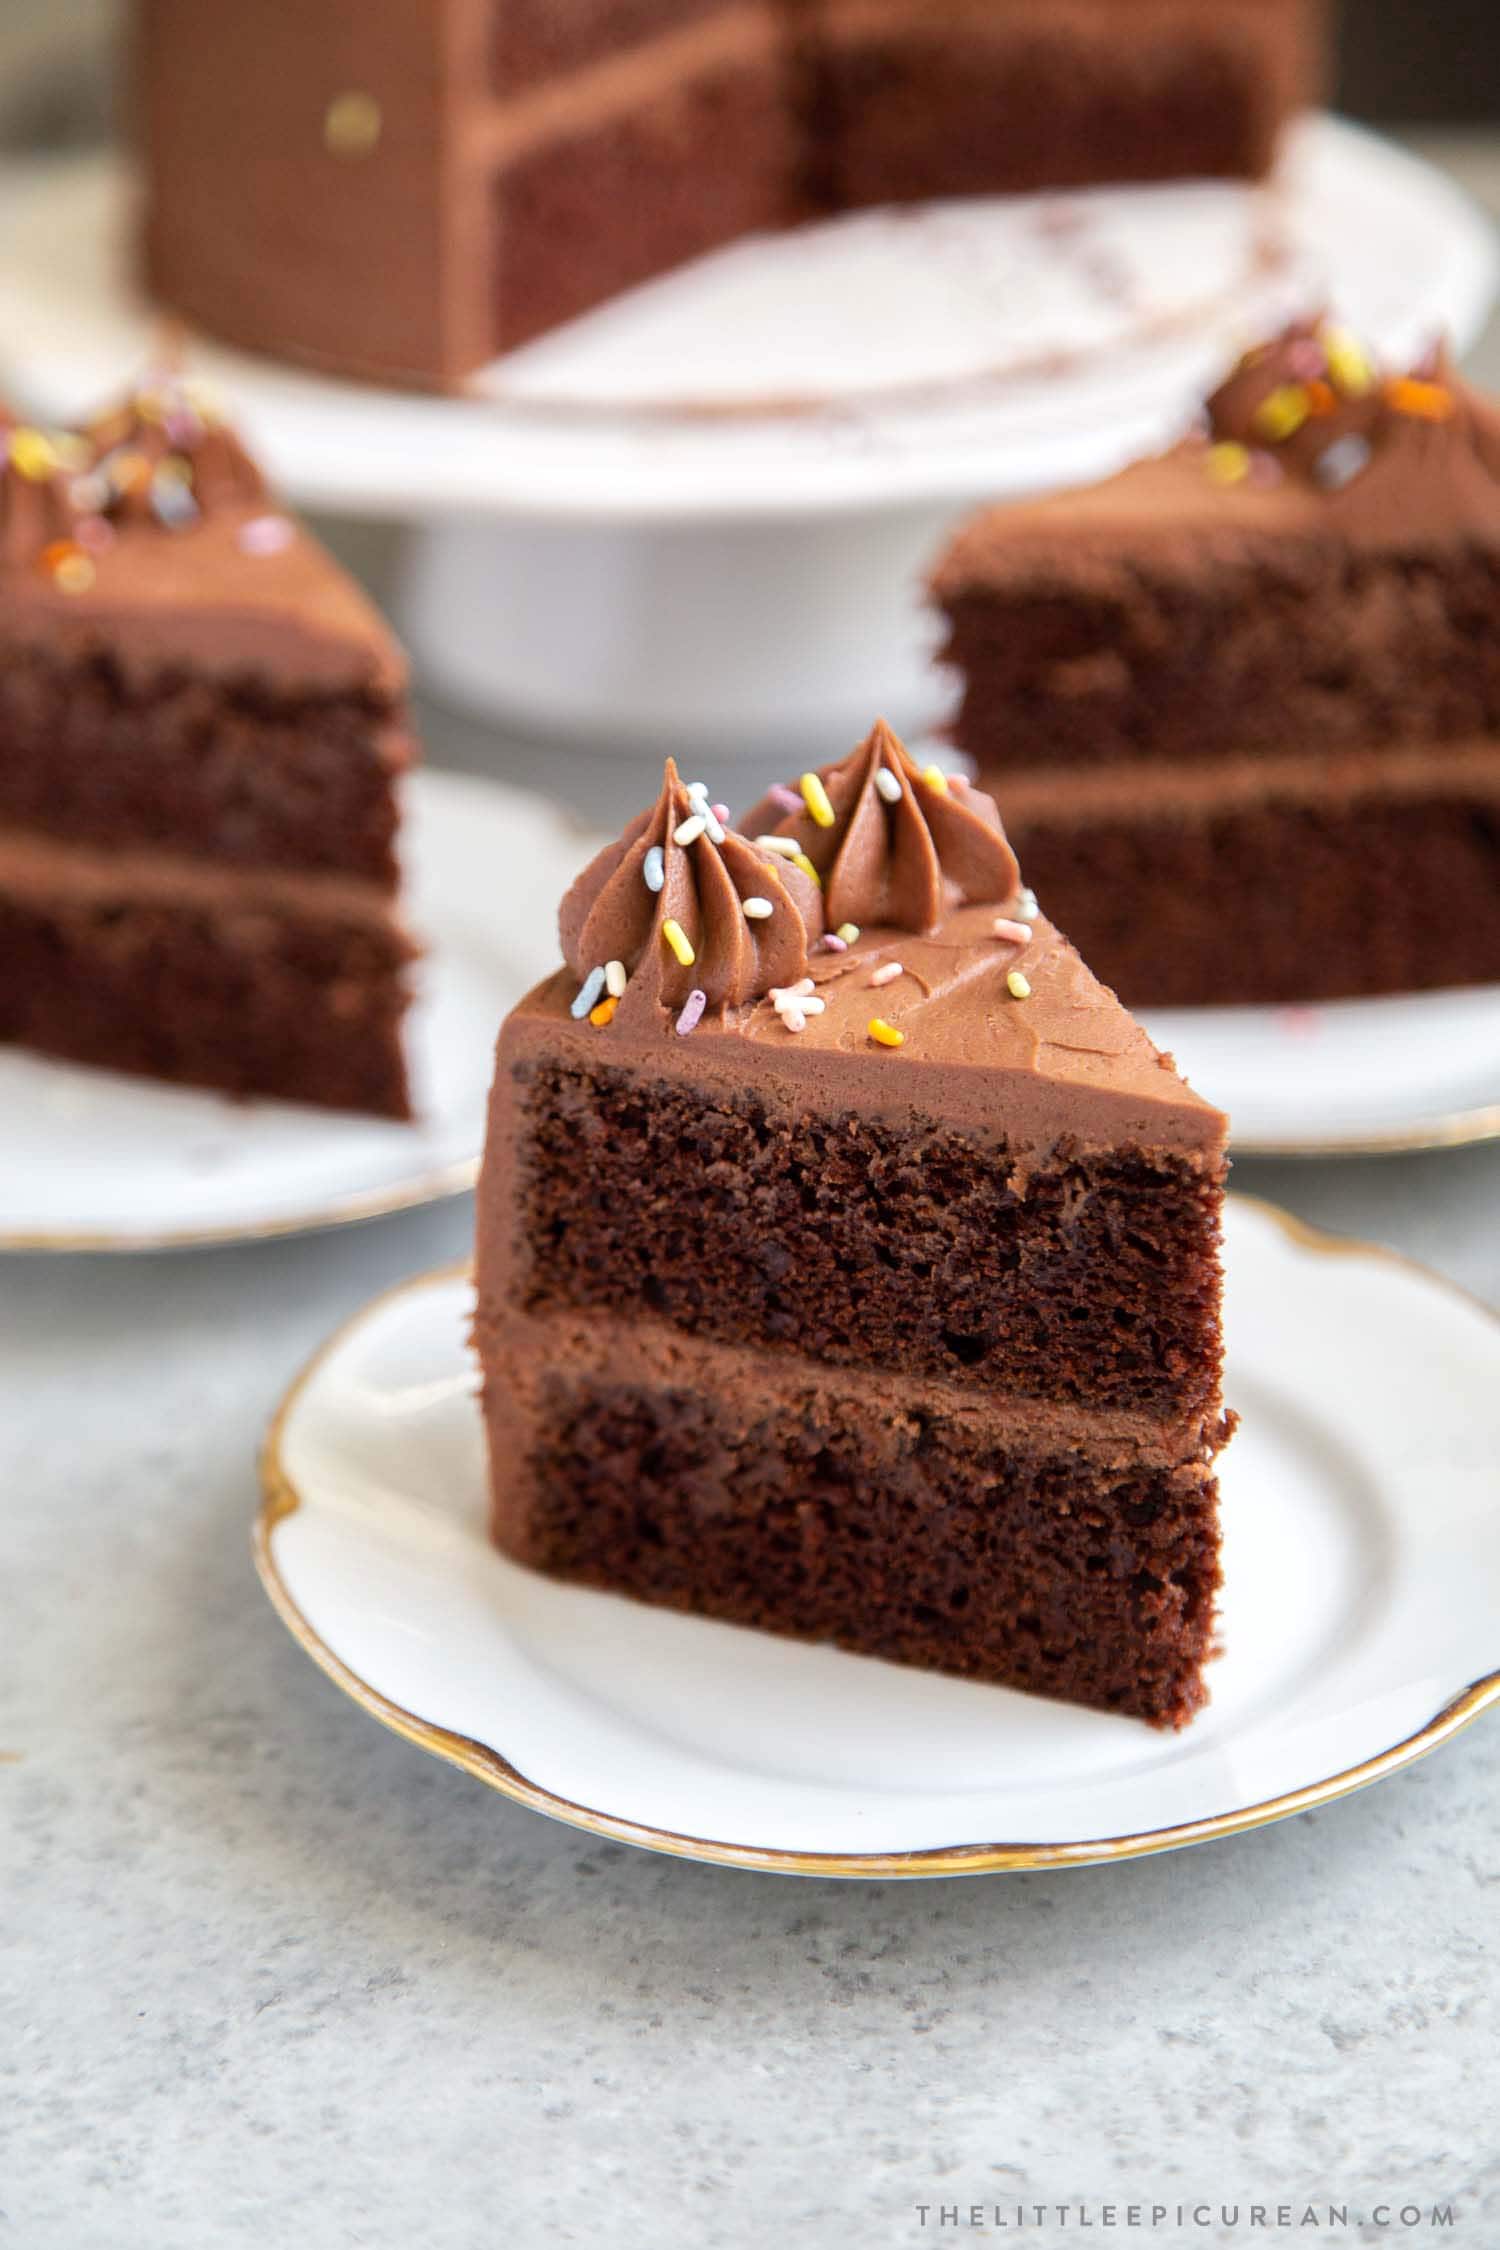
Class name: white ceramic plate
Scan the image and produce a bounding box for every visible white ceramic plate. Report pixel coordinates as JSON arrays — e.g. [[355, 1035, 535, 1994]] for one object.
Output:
[[1, 118, 1494, 523], [0, 770, 594, 1251], [256, 1199, 1500, 1876], [1144, 988, 1500, 1157]]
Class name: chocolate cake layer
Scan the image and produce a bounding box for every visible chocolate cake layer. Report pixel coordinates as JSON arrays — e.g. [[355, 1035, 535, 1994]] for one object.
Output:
[[0, 641, 409, 884], [494, 0, 734, 95], [482, 1310, 1227, 1726], [492, 1051, 1224, 1414], [0, 881, 414, 1115], [1002, 747, 1500, 1008], [492, 36, 801, 351], [806, 0, 1317, 210]]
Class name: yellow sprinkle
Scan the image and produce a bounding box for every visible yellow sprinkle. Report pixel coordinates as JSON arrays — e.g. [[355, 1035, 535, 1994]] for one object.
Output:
[[1007, 970, 1032, 1000], [661, 918, 695, 967], [835, 922, 860, 943], [8, 428, 58, 481], [1251, 384, 1310, 442], [790, 850, 821, 887], [867, 1018, 905, 1049], [799, 771, 835, 828], [54, 555, 96, 594], [1385, 377, 1454, 422], [324, 89, 383, 158], [920, 763, 950, 795], [588, 997, 618, 1027], [1320, 324, 1373, 397], [1205, 440, 1251, 486]]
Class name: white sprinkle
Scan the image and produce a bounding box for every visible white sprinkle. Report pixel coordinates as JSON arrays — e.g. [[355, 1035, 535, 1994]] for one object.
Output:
[[770, 978, 815, 1002], [643, 845, 665, 893], [874, 766, 902, 804], [704, 812, 727, 844], [799, 996, 827, 1015], [1314, 433, 1373, 490], [1015, 887, 1039, 923], [780, 1006, 807, 1033], [604, 958, 628, 998], [868, 960, 903, 988], [755, 835, 802, 859], [686, 779, 710, 803], [570, 966, 606, 1019], [743, 897, 774, 920], [674, 814, 707, 847]]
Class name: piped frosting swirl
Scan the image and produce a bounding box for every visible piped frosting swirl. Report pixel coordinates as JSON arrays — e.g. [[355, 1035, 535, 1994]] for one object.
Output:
[[560, 760, 822, 1019], [739, 719, 1019, 933]]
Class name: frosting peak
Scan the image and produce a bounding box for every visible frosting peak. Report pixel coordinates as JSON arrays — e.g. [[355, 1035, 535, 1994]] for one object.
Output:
[[740, 720, 1020, 933], [559, 760, 819, 1021]]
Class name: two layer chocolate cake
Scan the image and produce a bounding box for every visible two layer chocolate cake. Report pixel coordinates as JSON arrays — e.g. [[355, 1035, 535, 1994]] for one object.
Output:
[[932, 324, 1500, 1009], [475, 724, 1232, 1726], [140, 0, 1321, 388], [0, 378, 418, 1114]]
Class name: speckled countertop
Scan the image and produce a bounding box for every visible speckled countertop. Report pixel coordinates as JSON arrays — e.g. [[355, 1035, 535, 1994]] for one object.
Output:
[[5, 121, 1500, 2250]]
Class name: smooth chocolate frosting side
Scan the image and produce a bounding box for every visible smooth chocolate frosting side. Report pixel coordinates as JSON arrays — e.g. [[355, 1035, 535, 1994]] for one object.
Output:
[[739, 718, 1019, 932]]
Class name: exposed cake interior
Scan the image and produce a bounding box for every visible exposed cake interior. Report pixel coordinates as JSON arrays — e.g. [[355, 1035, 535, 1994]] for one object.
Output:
[[0, 378, 419, 1115], [476, 727, 1231, 1726]]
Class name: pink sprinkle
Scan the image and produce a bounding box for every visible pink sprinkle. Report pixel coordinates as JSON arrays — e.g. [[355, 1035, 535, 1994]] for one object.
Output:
[[74, 515, 115, 555], [1247, 449, 1284, 488], [820, 933, 848, 952], [868, 960, 903, 988], [1284, 338, 1326, 381], [780, 1005, 806, 1033], [675, 988, 707, 1037], [768, 785, 802, 814], [991, 918, 1033, 947], [236, 514, 295, 557], [1277, 1005, 1322, 1041], [711, 802, 730, 824]]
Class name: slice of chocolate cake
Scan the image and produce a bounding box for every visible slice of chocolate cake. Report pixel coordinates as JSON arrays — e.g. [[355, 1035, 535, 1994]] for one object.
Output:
[[0, 376, 419, 1115], [475, 724, 1231, 1727], [931, 324, 1500, 1008]]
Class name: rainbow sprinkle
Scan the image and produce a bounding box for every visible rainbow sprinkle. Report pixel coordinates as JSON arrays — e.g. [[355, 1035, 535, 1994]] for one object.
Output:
[[674, 813, 707, 847], [991, 918, 1033, 947], [819, 934, 847, 953], [789, 851, 821, 887], [1205, 440, 1251, 486], [1386, 377, 1453, 422], [570, 966, 605, 1019], [768, 784, 803, 814], [867, 1018, 904, 1048], [836, 922, 860, 943], [235, 514, 294, 557], [589, 997, 618, 1028], [1251, 384, 1310, 442], [8, 428, 59, 480], [1007, 970, 1032, 1000], [1321, 326, 1373, 397], [920, 764, 950, 795], [755, 835, 801, 859], [1015, 888, 1039, 923], [662, 919, 695, 967], [604, 959, 628, 998], [1314, 434, 1372, 491], [643, 845, 665, 893], [742, 897, 773, 921], [873, 767, 902, 805], [675, 989, 707, 1037], [868, 960, 903, 989], [800, 772, 836, 828]]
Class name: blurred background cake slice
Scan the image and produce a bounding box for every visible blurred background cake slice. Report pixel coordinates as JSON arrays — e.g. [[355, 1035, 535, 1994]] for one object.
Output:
[[0, 374, 420, 1113], [930, 324, 1500, 1008]]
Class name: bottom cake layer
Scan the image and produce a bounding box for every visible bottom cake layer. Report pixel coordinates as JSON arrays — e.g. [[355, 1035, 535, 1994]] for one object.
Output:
[[991, 748, 1500, 1009], [0, 880, 416, 1117], [481, 1316, 1229, 1728]]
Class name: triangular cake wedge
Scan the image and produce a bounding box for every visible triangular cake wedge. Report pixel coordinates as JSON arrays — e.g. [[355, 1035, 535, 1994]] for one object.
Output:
[[931, 322, 1500, 1008], [0, 375, 419, 1115], [475, 726, 1230, 1727]]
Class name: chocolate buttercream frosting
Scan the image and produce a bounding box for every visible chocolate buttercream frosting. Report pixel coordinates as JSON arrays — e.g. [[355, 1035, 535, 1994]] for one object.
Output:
[[739, 719, 1020, 931], [560, 759, 822, 1017]]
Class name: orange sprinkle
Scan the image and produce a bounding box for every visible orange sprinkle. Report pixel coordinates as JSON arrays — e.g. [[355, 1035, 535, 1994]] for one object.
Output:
[[1303, 378, 1337, 417], [1385, 378, 1454, 422], [588, 997, 618, 1027]]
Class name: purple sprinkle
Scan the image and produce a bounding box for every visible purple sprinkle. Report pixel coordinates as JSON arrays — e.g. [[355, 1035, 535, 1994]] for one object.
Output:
[[675, 988, 707, 1037], [768, 784, 802, 814], [819, 933, 848, 952], [236, 514, 295, 557]]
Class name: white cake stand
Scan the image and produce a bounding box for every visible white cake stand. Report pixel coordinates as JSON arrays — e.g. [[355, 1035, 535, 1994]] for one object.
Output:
[[1, 117, 1494, 752]]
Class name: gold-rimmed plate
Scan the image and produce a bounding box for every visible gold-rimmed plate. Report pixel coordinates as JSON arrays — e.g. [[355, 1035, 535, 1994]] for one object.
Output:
[[254, 1199, 1500, 1877], [1143, 989, 1500, 1159], [0, 771, 597, 1254]]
